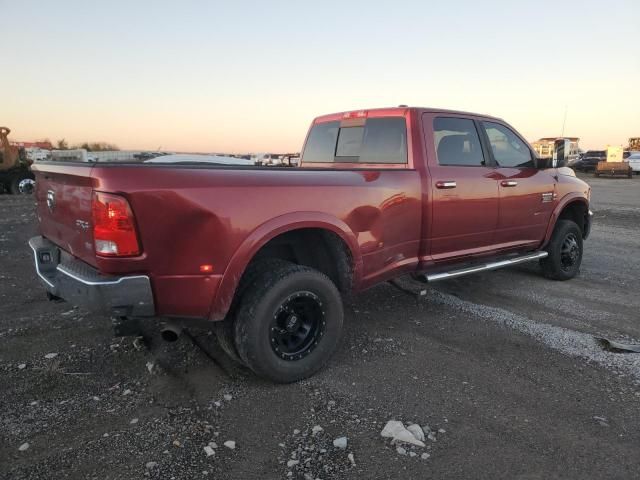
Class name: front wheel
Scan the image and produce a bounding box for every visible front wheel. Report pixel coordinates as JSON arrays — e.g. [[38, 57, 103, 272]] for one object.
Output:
[[234, 263, 343, 383], [540, 219, 583, 280]]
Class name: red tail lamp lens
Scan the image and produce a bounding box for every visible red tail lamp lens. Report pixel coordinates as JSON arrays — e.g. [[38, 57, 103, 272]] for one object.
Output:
[[92, 192, 141, 257]]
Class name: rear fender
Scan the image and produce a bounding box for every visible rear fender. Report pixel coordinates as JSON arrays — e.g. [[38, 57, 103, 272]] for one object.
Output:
[[208, 212, 361, 320]]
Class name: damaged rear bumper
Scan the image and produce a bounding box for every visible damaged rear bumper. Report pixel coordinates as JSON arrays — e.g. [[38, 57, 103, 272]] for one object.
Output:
[[29, 236, 155, 317]]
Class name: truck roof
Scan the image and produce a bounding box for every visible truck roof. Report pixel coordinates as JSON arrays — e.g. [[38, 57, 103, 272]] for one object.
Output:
[[312, 106, 503, 124]]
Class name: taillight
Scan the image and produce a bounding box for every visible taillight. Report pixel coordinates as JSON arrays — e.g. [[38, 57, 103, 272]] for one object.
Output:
[[91, 192, 141, 257]]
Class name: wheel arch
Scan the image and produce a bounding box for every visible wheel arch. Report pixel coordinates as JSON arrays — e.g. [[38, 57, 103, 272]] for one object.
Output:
[[208, 212, 361, 320], [542, 195, 590, 247]]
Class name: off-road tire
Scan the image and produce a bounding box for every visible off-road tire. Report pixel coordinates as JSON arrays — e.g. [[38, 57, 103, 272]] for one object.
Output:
[[213, 258, 293, 365], [234, 263, 343, 383], [540, 219, 583, 280]]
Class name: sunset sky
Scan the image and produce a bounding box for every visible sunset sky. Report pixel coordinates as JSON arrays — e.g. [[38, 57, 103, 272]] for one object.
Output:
[[3, 0, 639, 153]]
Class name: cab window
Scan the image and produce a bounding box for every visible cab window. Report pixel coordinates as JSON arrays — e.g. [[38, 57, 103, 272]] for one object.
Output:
[[433, 117, 486, 166], [482, 122, 534, 168]]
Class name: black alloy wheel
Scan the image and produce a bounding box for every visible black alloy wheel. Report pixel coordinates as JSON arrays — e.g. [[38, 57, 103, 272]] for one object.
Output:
[[269, 291, 326, 361], [560, 232, 580, 272], [540, 219, 583, 281]]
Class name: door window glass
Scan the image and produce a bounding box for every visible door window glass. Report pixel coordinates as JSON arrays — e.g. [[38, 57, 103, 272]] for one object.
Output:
[[483, 122, 534, 168], [433, 117, 486, 166]]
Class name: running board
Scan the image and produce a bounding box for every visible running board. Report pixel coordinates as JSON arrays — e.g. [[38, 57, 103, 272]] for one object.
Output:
[[424, 251, 548, 282]]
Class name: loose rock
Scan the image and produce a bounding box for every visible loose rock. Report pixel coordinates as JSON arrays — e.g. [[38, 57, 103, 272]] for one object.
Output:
[[396, 446, 407, 455], [204, 446, 215, 457], [224, 440, 236, 450], [348, 452, 356, 466], [381, 420, 426, 447], [44, 353, 58, 359], [333, 436, 348, 449], [145, 461, 158, 469], [18, 442, 29, 452], [287, 459, 299, 468], [18, 363, 26, 370], [407, 423, 425, 442], [311, 425, 324, 435]]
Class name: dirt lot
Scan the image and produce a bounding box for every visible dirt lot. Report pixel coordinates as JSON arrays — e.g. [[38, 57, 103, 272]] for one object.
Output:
[[1, 173, 639, 480]]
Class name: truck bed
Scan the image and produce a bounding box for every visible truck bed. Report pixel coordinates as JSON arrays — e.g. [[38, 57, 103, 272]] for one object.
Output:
[[32, 161, 422, 318]]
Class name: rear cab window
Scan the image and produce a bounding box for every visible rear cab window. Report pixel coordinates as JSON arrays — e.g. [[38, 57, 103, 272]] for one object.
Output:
[[301, 116, 408, 166]]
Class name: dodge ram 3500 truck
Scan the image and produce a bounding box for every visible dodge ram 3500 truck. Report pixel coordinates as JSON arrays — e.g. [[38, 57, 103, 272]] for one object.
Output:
[[29, 107, 592, 383]]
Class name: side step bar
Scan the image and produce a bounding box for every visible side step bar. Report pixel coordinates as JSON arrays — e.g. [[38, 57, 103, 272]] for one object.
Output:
[[424, 251, 548, 282]]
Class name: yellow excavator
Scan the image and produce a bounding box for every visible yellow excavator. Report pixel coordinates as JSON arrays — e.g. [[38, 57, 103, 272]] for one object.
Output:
[[0, 126, 35, 194]]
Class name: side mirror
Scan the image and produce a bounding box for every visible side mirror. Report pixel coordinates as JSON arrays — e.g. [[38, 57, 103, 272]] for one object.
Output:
[[553, 139, 571, 168]]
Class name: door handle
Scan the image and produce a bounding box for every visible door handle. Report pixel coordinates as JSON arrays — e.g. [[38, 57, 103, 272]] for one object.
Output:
[[501, 180, 518, 187], [436, 181, 457, 189]]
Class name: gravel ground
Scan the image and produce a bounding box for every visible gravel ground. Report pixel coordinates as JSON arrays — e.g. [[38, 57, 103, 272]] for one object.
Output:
[[1, 173, 639, 479]]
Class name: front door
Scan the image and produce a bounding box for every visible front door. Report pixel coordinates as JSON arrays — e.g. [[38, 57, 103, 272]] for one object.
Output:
[[480, 121, 556, 248], [424, 114, 499, 261]]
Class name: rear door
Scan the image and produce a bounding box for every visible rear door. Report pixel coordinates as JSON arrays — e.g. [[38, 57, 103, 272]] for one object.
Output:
[[33, 163, 97, 266], [480, 121, 556, 248], [423, 114, 499, 260]]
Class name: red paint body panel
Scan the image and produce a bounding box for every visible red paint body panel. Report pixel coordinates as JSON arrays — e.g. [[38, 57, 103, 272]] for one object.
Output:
[[31, 107, 590, 320]]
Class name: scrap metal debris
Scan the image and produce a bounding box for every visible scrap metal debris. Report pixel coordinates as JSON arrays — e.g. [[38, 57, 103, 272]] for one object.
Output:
[[598, 338, 640, 353]]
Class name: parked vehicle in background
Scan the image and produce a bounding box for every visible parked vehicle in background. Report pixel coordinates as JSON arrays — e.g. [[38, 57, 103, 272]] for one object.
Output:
[[595, 146, 632, 178], [0, 127, 35, 194], [25, 148, 51, 163], [627, 152, 640, 174], [49, 149, 92, 162], [28, 107, 592, 383], [532, 137, 581, 166], [573, 150, 606, 172], [253, 153, 283, 166]]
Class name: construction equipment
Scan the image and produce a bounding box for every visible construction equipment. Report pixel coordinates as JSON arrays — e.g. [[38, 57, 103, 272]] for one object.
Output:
[[0, 127, 35, 193], [595, 145, 632, 178]]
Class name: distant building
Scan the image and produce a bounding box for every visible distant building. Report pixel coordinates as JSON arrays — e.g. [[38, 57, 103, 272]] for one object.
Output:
[[531, 137, 581, 159], [628, 137, 640, 151]]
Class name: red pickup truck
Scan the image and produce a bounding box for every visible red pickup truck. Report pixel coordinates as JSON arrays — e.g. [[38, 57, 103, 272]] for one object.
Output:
[[29, 107, 592, 382]]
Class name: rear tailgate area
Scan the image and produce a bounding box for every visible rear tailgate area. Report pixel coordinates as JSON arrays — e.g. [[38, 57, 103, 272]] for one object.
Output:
[[33, 163, 97, 267]]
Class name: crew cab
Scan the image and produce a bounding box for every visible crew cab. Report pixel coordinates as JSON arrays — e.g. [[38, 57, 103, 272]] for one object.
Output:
[[29, 107, 592, 383]]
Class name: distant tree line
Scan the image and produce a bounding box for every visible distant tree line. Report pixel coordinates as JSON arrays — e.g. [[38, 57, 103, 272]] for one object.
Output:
[[56, 139, 119, 151]]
